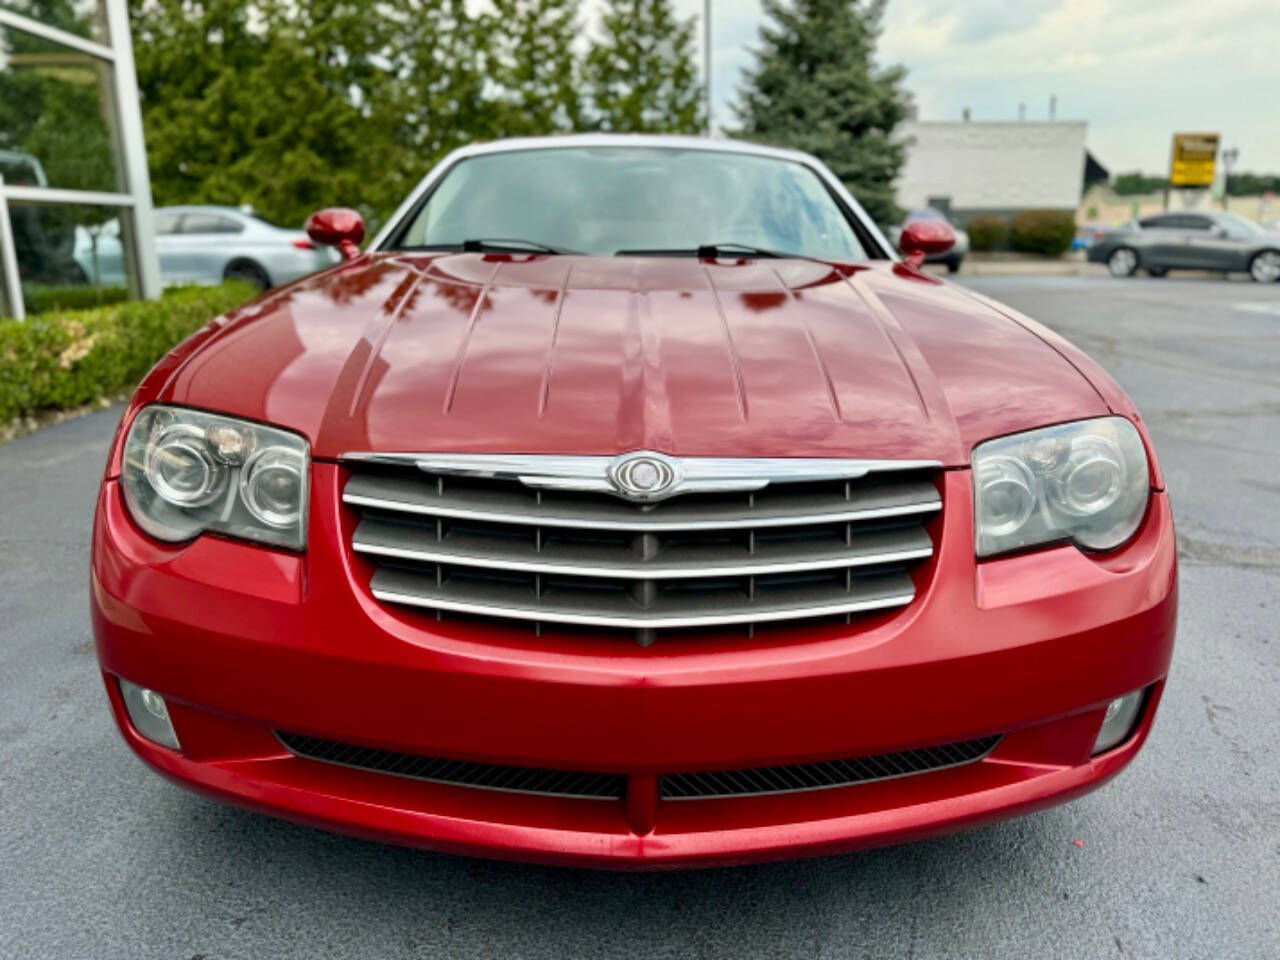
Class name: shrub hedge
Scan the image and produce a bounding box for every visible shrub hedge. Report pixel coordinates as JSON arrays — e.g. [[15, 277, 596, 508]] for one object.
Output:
[[0, 281, 253, 424], [23, 285, 130, 315], [966, 215, 1008, 252], [1008, 209, 1077, 256]]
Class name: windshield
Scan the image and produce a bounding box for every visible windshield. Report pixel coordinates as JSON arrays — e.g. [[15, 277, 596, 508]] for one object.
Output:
[[393, 147, 868, 261], [0, 154, 41, 186], [1218, 213, 1265, 237]]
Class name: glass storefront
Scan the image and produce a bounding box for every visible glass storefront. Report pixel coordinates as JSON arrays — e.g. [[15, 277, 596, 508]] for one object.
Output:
[[6, 201, 127, 311], [0, 0, 157, 319], [0, 24, 123, 193]]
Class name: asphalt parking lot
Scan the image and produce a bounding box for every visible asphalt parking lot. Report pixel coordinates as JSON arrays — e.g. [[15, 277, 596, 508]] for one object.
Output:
[[2, 274, 1277, 959]]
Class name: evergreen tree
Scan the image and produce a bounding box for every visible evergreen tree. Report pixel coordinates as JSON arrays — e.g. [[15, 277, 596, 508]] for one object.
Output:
[[122, 0, 710, 229], [130, 0, 423, 229], [391, 0, 497, 163], [733, 0, 908, 226], [484, 0, 584, 136], [584, 0, 703, 134]]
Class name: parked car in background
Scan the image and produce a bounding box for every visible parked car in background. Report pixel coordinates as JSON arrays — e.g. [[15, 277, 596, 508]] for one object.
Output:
[[1073, 223, 1110, 250], [93, 135, 1175, 868], [886, 208, 969, 272], [2, 150, 96, 286], [1087, 210, 1280, 282], [75, 206, 338, 291], [0, 148, 48, 187]]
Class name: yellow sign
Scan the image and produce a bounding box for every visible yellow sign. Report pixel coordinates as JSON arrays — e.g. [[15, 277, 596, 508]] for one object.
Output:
[[1169, 133, 1219, 187]]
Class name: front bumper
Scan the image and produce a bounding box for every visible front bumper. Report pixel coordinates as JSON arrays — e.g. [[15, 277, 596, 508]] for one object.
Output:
[[92, 467, 1177, 868]]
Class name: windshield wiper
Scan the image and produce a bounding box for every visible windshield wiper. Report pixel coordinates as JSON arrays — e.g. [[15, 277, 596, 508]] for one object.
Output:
[[615, 242, 803, 259], [403, 238, 572, 255]]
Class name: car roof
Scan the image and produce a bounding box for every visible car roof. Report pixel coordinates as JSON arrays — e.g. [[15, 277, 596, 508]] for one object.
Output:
[[439, 133, 821, 167], [1144, 210, 1224, 220], [155, 205, 256, 219]]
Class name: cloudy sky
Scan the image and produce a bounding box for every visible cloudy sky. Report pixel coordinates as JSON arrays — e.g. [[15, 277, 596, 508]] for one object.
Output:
[[663, 0, 1280, 174]]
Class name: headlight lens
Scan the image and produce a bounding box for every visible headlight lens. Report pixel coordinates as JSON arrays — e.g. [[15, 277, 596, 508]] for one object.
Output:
[[973, 417, 1149, 557], [122, 406, 309, 550]]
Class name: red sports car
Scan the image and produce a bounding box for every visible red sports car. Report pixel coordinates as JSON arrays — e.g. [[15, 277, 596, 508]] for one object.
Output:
[[91, 136, 1176, 868]]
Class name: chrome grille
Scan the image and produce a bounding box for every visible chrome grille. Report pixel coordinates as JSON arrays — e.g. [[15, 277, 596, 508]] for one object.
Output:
[[343, 454, 941, 644]]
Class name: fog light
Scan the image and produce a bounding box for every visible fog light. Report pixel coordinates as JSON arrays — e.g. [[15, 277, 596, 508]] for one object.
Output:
[[1092, 689, 1144, 755], [118, 679, 181, 750]]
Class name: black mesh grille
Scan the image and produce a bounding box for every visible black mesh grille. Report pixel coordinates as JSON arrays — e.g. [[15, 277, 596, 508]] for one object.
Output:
[[277, 731, 626, 800], [661, 735, 1001, 799], [279, 730, 1000, 804]]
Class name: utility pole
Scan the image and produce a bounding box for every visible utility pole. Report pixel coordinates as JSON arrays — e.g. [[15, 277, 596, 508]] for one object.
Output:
[[704, 0, 712, 135], [1221, 147, 1239, 210]]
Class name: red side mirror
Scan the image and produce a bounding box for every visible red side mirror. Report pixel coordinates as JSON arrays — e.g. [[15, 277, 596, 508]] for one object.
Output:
[[305, 208, 365, 261], [898, 220, 955, 268]]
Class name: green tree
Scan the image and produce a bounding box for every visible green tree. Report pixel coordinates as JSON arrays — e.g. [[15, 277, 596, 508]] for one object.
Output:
[[732, 0, 907, 226], [484, 0, 584, 136], [1225, 172, 1280, 197], [390, 0, 498, 162], [1111, 172, 1167, 196], [583, 0, 703, 133], [130, 0, 472, 230]]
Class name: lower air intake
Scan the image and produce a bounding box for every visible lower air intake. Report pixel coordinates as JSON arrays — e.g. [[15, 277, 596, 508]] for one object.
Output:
[[276, 731, 626, 800], [660, 735, 1002, 799], [279, 731, 1000, 804]]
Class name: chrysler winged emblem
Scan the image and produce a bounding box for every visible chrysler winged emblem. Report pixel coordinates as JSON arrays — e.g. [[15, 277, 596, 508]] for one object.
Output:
[[608, 452, 679, 501]]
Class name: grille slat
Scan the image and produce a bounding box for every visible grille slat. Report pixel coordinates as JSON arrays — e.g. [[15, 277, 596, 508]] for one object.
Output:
[[371, 566, 916, 630], [343, 457, 940, 641], [661, 736, 1002, 799], [354, 518, 933, 580], [344, 471, 941, 532]]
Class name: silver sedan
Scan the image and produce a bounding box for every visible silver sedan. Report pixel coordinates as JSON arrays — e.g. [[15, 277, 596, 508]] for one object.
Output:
[[75, 206, 339, 291], [1087, 211, 1280, 282]]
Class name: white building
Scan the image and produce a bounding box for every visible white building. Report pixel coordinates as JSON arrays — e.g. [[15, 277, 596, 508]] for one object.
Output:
[[895, 120, 1089, 224]]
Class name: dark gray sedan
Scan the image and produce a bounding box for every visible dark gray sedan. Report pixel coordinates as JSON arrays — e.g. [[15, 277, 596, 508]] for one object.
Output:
[[1088, 211, 1280, 281]]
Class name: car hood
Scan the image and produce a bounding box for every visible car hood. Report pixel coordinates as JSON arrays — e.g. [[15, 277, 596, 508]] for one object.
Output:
[[156, 253, 1108, 464]]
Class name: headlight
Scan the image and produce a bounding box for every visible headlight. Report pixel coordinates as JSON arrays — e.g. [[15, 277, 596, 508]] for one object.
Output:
[[121, 405, 309, 550], [973, 417, 1149, 557]]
